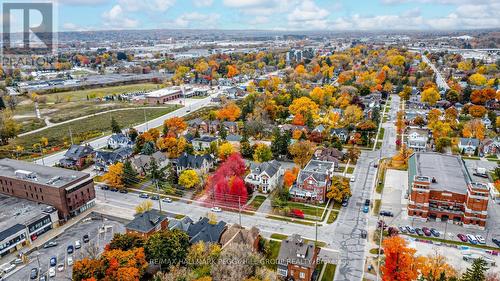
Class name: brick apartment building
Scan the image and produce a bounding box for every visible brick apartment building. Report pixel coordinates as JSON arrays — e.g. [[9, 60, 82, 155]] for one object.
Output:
[[408, 152, 489, 228], [0, 159, 96, 220]]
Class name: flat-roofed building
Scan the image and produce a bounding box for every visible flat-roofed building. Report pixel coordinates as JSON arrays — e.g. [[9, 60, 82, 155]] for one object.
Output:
[[145, 87, 182, 104], [0, 194, 59, 257], [408, 152, 489, 228], [0, 159, 95, 220]]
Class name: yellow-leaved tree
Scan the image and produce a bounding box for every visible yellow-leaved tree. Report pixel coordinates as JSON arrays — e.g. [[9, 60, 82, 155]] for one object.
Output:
[[102, 162, 124, 189], [178, 169, 200, 189]]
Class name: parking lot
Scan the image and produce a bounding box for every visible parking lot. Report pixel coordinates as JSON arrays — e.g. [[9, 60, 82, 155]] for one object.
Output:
[[4, 214, 125, 281]]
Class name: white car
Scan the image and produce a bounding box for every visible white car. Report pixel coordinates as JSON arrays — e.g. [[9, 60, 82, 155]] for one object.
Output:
[[475, 235, 486, 244], [162, 197, 173, 203], [67, 256, 73, 266], [57, 264, 65, 272], [466, 234, 479, 244], [75, 240, 81, 249], [1, 263, 16, 274], [48, 267, 56, 277], [350, 176, 355, 182], [210, 207, 222, 212]]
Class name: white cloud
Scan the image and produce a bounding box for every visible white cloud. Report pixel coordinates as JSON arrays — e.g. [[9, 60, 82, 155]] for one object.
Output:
[[193, 0, 213, 7], [57, 0, 108, 5], [117, 0, 175, 12], [287, 0, 329, 29], [62, 22, 90, 31], [101, 5, 138, 29], [222, 0, 269, 8], [173, 12, 220, 28]]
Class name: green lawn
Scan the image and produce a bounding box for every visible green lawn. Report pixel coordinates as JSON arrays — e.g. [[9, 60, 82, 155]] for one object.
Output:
[[44, 83, 163, 102], [2, 106, 179, 159], [373, 199, 381, 215], [266, 240, 281, 270], [321, 264, 337, 281], [377, 128, 385, 140], [248, 195, 267, 210], [16, 117, 46, 133], [270, 233, 288, 240], [346, 166, 355, 174], [327, 211, 338, 224], [286, 202, 325, 218], [265, 215, 316, 226], [375, 141, 383, 149]]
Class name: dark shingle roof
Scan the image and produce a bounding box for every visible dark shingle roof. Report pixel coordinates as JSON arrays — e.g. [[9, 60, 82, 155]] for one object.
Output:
[[175, 153, 213, 169], [63, 145, 94, 160], [249, 160, 281, 178], [187, 217, 227, 244], [125, 209, 168, 233], [277, 234, 316, 268], [0, 224, 25, 241]]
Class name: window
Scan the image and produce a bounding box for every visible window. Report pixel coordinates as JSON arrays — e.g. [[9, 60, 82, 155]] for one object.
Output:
[[300, 272, 305, 279]]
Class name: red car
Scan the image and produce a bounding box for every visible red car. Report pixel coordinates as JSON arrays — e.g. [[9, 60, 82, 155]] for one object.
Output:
[[422, 227, 432, 236], [457, 233, 468, 242]]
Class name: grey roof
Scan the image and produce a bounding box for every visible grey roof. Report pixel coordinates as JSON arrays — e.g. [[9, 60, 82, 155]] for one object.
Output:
[[125, 209, 169, 233], [193, 136, 218, 143], [63, 145, 94, 160], [109, 133, 131, 144], [226, 134, 242, 142], [132, 151, 167, 170], [175, 153, 214, 169], [277, 234, 316, 268], [0, 158, 89, 188], [249, 160, 281, 178], [313, 124, 326, 133], [168, 216, 194, 232], [330, 128, 348, 135], [188, 118, 205, 126], [95, 147, 132, 164], [187, 217, 227, 244], [0, 223, 25, 242], [459, 138, 480, 147], [298, 160, 335, 184], [411, 152, 471, 194]]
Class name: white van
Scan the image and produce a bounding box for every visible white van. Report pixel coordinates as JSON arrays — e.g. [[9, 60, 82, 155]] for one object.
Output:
[[0, 263, 16, 274]]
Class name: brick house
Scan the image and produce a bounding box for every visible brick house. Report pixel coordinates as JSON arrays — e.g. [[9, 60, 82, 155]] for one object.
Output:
[[277, 234, 319, 281], [290, 160, 335, 204], [407, 152, 489, 229], [219, 224, 260, 251], [59, 145, 95, 170], [125, 209, 169, 238]]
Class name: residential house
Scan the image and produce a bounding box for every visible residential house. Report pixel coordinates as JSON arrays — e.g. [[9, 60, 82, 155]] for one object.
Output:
[[290, 160, 335, 204], [226, 134, 242, 148], [280, 124, 309, 134], [188, 118, 209, 134], [482, 117, 493, 129], [277, 234, 319, 281], [225, 87, 245, 99], [187, 217, 227, 244], [480, 137, 500, 156], [222, 121, 239, 134], [192, 136, 218, 151], [458, 138, 480, 155], [244, 160, 283, 193], [174, 153, 215, 175], [59, 145, 95, 170], [132, 151, 169, 175], [125, 209, 169, 238], [313, 147, 344, 162], [168, 216, 194, 232], [406, 127, 429, 152], [312, 124, 326, 134], [107, 133, 133, 149], [94, 147, 133, 171], [330, 128, 349, 143], [219, 224, 260, 251]]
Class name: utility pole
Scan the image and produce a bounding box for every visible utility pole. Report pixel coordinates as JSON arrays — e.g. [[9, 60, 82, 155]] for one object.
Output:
[[238, 196, 242, 225], [38, 145, 45, 166], [315, 204, 318, 244], [143, 108, 148, 131], [156, 180, 162, 213], [69, 128, 74, 145]]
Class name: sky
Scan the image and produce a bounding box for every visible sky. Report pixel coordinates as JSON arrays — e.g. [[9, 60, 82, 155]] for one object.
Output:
[[8, 0, 500, 32]]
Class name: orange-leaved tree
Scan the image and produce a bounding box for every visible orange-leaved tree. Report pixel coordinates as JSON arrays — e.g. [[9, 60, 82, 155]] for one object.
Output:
[[283, 167, 299, 188], [381, 236, 418, 281], [163, 117, 187, 137], [216, 102, 241, 121]]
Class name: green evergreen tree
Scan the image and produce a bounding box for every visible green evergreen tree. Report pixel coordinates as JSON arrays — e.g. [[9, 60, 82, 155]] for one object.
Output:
[[123, 160, 138, 186], [219, 124, 227, 140], [461, 258, 487, 281], [141, 141, 156, 155], [111, 117, 121, 134], [0, 96, 5, 110]]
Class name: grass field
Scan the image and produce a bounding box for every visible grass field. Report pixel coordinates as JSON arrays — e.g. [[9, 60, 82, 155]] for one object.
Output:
[[346, 166, 355, 174], [321, 264, 337, 281], [377, 128, 385, 140], [286, 202, 325, 218], [266, 214, 316, 226], [270, 233, 288, 240], [373, 199, 381, 215], [2, 106, 179, 159], [327, 211, 338, 224], [44, 83, 163, 102], [248, 195, 267, 210], [16, 117, 46, 133], [266, 240, 281, 270]]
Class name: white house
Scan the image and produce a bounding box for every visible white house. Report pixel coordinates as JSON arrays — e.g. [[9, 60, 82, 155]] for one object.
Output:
[[406, 127, 429, 152], [107, 133, 133, 149], [244, 160, 283, 193], [458, 138, 480, 155]]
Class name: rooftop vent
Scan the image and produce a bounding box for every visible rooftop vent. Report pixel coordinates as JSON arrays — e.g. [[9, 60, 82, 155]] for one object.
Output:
[[15, 170, 37, 181], [431, 177, 437, 183]]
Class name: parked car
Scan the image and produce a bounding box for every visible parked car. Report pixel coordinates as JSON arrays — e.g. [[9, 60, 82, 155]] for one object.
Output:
[[99, 184, 109, 190], [40, 274, 47, 281], [67, 256, 73, 266], [49, 257, 57, 267], [1, 263, 16, 274], [211, 207, 222, 212], [415, 228, 424, 236], [466, 234, 478, 244], [119, 189, 128, 194], [30, 268, 39, 280], [430, 228, 440, 237], [364, 199, 370, 206], [457, 233, 468, 242], [139, 193, 149, 199], [75, 240, 81, 249], [406, 226, 415, 234], [11, 259, 22, 265], [350, 176, 355, 182], [361, 230, 367, 239], [48, 267, 56, 277], [492, 238, 500, 248], [151, 195, 160, 200], [162, 197, 173, 203], [475, 235, 486, 244], [341, 197, 349, 207], [363, 205, 369, 213], [43, 241, 58, 248], [398, 226, 407, 233], [67, 245, 74, 254], [422, 227, 431, 236], [83, 234, 90, 243], [380, 210, 394, 217], [57, 264, 65, 272]]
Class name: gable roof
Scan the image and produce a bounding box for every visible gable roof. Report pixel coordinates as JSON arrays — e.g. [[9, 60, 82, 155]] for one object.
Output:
[[298, 160, 335, 184], [193, 136, 218, 143], [168, 216, 194, 232], [125, 209, 169, 233], [459, 138, 480, 147], [249, 160, 281, 178], [277, 234, 317, 268], [187, 217, 227, 244], [175, 153, 214, 169], [95, 147, 133, 163], [109, 133, 131, 144], [63, 145, 94, 160], [219, 224, 260, 249]]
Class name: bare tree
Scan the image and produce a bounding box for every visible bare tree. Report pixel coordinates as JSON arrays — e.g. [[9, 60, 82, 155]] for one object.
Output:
[[211, 243, 262, 281]]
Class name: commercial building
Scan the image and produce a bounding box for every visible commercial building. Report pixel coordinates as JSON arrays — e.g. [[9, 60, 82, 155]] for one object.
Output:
[[145, 87, 182, 104], [408, 152, 489, 228], [0, 194, 59, 257], [0, 159, 96, 220]]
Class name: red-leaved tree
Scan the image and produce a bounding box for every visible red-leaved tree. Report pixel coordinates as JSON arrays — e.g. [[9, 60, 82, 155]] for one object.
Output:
[[209, 153, 247, 206]]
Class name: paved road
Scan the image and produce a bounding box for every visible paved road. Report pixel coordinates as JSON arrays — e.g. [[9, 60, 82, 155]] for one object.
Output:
[[33, 94, 219, 167], [332, 95, 400, 281], [421, 54, 450, 90]]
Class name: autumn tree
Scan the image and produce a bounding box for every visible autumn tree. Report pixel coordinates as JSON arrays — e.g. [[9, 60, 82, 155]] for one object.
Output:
[[108, 233, 145, 251], [102, 162, 124, 189], [326, 176, 351, 202], [469, 73, 487, 86], [283, 167, 299, 188], [209, 153, 248, 205], [186, 241, 221, 272], [462, 119, 486, 140], [144, 229, 190, 270], [163, 117, 187, 137], [179, 169, 200, 189], [421, 87, 440, 106], [211, 243, 262, 281], [218, 142, 235, 160], [416, 251, 456, 281], [289, 97, 319, 120], [216, 102, 241, 121], [0, 110, 20, 145], [343, 105, 363, 125], [157, 137, 186, 158], [381, 236, 419, 281], [346, 147, 361, 163], [468, 105, 487, 118], [399, 86, 412, 101], [253, 143, 273, 163], [135, 200, 153, 214], [288, 141, 315, 168], [226, 65, 239, 78], [471, 88, 496, 105]]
